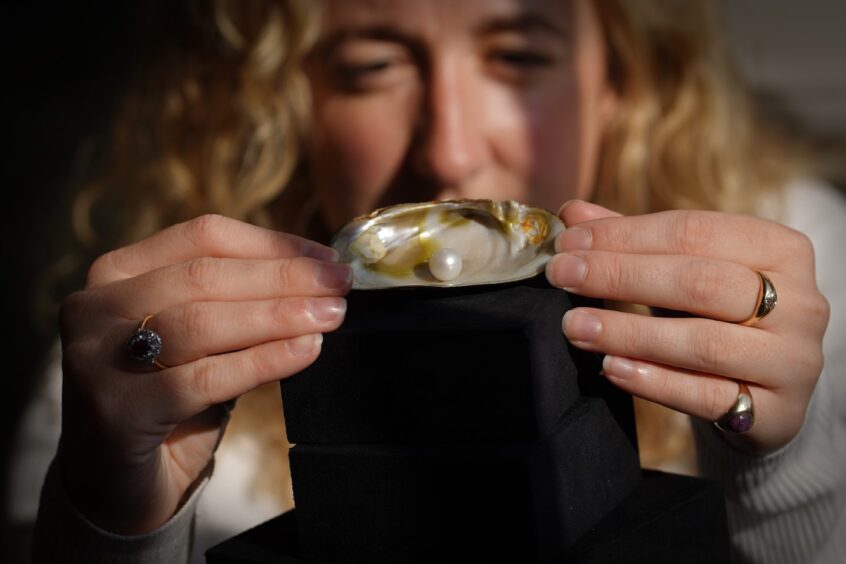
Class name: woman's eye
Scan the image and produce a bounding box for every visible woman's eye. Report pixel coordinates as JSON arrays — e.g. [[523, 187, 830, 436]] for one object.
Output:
[[340, 59, 394, 77], [331, 57, 412, 92], [492, 50, 554, 69], [325, 40, 414, 92]]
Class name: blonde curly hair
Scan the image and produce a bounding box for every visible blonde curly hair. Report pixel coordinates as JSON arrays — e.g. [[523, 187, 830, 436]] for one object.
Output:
[[71, 0, 318, 252], [594, 0, 803, 217]]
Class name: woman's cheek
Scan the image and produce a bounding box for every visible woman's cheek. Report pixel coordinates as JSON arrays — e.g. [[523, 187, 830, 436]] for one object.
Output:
[[311, 98, 415, 224]]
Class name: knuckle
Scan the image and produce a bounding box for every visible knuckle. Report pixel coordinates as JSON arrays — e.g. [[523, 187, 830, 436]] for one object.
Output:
[[246, 345, 280, 386], [671, 210, 714, 255], [183, 257, 219, 296], [786, 228, 814, 259], [249, 346, 275, 376], [812, 292, 831, 330], [618, 318, 643, 354], [179, 302, 213, 345], [187, 358, 220, 403], [601, 254, 630, 296], [277, 259, 294, 289], [597, 222, 625, 249], [678, 259, 721, 309], [688, 324, 726, 373], [271, 298, 304, 327], [797, 348, 824, 383], [152, 364, 185, 399], [659, 371, 688, 407], [182, 214, 228, 250], [86, 251, 119, 287], [702, 381, 728, 419]]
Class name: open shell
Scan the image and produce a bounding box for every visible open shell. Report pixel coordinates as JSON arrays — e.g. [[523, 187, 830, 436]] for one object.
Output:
[[331, 200, 563, 289]]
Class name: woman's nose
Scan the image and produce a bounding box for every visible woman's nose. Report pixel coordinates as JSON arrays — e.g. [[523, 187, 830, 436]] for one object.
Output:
[[412, 62, 488, 190]]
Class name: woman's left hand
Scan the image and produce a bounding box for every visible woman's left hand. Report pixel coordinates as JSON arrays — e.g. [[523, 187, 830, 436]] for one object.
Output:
[[545, 200, 830, 455]]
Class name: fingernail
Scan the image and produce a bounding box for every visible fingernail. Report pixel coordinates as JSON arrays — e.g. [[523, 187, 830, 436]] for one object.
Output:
[[562, 309, 602, 342], [557, 227, 592, 252], [308, 297, 347, 323], [305, 245, 340, 262], [547, 254, 587, 289], [556, 199, 582, 218], [602, 355, 639, 380], [317, 262, 353, 289], [287, 333, 322, 357]]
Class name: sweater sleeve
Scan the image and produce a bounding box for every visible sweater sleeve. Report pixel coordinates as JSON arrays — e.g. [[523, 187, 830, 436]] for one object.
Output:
[[32, 460, 208, 564], [692, 367, 846, 563], [692, 179, 846, 564]]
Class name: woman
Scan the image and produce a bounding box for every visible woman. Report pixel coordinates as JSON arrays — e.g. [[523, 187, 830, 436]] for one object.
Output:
[[20, 0, 843, 562]]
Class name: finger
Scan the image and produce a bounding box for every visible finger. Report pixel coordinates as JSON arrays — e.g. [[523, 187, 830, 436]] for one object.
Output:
[[147, 297, 346, 366], [546, 251, 765, 324], [554, 201, 621, 252], [556, 208, 813, 273], [557, 200, 621, 227], [103, 256, 352, 319], [561, 307, 787, 386], [87, 214, 338, 288], [147, 334, 323, 423], [601, 355, 747, 422], [599, 355, 788, 450]]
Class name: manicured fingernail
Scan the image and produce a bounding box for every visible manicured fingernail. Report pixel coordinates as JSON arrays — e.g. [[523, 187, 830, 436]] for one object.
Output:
[[602, 355, 638, 380], [557, 227, 592, 252], [308, 297, 347, 323], [305, 245, 340, 262], [287, 333, 322, 357], [547, 254, 587, 289], [562, 309, 602, 342], [317, 262, 353, 289]]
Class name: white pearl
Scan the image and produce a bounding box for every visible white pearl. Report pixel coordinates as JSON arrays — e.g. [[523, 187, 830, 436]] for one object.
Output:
[[429, 248, 463, 282]]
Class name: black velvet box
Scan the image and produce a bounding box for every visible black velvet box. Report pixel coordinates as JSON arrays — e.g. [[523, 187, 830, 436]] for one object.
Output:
[[208, 275, 731, 562], [207, 470, 731, 563], [276, 276, 643, 562]]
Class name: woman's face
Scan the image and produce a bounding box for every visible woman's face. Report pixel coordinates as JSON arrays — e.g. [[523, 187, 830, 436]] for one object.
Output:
[[305, 0, 616, 231]]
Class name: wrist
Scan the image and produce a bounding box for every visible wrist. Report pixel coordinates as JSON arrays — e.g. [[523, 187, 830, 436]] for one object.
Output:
[[57, 438, 175, 535]]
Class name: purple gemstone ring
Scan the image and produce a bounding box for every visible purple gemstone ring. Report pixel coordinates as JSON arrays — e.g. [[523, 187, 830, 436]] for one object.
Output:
[[127, 314, 169, 370], [714, 382, 755, 434]]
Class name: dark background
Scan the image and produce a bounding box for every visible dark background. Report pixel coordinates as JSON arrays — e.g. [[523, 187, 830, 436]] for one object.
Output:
[[1, 2, 140, 557], [2, 1, 845, 560]]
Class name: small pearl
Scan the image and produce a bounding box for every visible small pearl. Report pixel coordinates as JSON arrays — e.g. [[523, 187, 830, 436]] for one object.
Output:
[[429, 248, 463, 282]]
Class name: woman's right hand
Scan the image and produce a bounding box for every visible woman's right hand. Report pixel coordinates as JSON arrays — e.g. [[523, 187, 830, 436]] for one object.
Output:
[[56, 214, 351, 534]]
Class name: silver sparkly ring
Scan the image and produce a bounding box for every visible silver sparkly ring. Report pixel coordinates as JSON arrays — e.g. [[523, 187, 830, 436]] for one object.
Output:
[[127, 314, 169, 369]]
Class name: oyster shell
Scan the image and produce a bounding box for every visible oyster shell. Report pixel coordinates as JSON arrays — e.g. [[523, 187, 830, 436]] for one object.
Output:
[[331, 200, 563, 289]]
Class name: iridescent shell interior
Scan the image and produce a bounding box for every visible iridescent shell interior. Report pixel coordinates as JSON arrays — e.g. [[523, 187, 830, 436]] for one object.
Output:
[[331, 200, 563, 289]]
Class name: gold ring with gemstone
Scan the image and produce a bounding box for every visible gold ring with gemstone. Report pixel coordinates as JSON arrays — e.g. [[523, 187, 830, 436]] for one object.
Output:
[[714, 381, 755, 434]]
